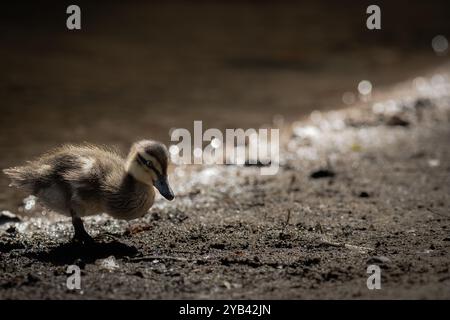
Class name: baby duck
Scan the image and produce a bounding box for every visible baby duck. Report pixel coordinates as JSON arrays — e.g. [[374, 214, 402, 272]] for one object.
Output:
[[3, 140, 174, 243]]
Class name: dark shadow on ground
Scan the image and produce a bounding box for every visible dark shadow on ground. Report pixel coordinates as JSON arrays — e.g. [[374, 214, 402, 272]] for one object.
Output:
[[25, 239, 138, 265]]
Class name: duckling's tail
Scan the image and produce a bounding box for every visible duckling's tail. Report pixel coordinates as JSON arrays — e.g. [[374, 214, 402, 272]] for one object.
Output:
[[3, 167, 32, 189]]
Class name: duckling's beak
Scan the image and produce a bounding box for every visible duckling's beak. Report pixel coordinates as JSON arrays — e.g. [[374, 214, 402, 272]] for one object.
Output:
[[155, 176, 175, 201]]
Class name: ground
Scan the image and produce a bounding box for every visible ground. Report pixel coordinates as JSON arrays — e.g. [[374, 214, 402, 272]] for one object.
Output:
[[1, 65, 449, 299]]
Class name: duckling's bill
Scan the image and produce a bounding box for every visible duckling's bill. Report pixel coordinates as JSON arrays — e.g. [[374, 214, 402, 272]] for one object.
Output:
[[155, 176, 175, 201]]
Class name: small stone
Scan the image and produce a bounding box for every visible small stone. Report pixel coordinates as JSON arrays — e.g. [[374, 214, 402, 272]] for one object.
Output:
[[210, 243, 226, 250], [427, 159, 440, 167], [130, 223, 152, 235], [414, 98, 432, 109], [359, 191, 370, 198], [96, 256, 120, 271], [168, 210, 188, 223], [0, 211, 21, 225], [310, 169, 336, 179], [26, 273, 40, 284], [6, 226, 17, 234], [74, 258, 86, 269], [134, 271, 144, 278], [151, 212, 161, 221], [386, 115, 409, 127], [223, 281, 232, 289], [367, 256, 391, 264]]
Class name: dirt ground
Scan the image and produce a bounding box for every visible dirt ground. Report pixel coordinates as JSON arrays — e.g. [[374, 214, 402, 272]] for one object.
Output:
[[1, 64, 449, 299], [1, 1, 450, 299]]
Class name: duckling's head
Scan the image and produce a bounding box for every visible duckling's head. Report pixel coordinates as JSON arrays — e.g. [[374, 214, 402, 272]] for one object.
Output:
[[126, 140, 175, 201]]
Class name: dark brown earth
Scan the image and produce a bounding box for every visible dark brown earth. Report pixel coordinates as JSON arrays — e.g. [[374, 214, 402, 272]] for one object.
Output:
[[1, 1, 450, 299]]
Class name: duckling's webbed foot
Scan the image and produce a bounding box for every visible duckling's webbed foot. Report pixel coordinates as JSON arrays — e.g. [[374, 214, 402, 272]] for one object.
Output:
[[71, 210, 94, 244]]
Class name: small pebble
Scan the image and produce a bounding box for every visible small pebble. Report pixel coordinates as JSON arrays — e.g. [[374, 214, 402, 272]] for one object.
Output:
[[310, 169, 336, 179], [428, 159, 440, 167], [386, 115, 409, 126], [96, 256, 120, 271], [359, 191, 370, 198], [367, 256, 391, 264], [0, 211, 21, 225]]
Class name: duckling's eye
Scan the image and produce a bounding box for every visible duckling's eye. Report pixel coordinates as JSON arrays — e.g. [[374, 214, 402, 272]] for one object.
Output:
[[137, 153, 161, 176], [145, 160, 159, 174]]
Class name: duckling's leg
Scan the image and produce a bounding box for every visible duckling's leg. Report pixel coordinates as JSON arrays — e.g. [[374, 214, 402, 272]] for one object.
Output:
[[70, 209, 94, 243]]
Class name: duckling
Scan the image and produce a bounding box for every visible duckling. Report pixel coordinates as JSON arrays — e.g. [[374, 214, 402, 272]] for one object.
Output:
[[3, 140, 175, 243]]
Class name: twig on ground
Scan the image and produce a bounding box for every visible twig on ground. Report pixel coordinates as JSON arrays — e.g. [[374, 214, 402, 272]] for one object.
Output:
[[279, 209, 291, 239], [319, 238, 374, 254], [129, 255, 197, 262]]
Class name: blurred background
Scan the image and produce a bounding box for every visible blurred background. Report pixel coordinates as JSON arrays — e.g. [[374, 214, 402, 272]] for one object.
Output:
[[0, 0, 449, 207]]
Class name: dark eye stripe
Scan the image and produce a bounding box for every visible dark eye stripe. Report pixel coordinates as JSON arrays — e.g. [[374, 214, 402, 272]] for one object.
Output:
[[137, 153, 162, 176], [145, 150, 167, 173]]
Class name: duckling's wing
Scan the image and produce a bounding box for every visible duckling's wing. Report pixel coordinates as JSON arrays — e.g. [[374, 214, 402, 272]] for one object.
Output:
[[62, 151, 123, 185]]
